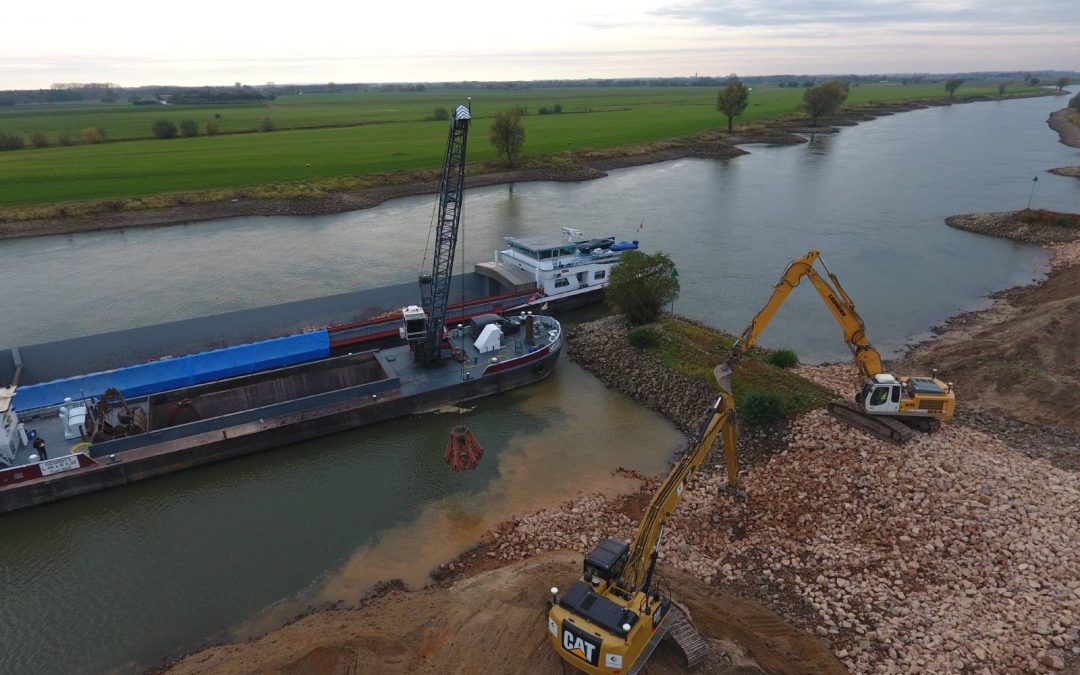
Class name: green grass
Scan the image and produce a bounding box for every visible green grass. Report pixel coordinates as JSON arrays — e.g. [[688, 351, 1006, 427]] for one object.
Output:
[[647, 317, 836, 417], [0, 84, 1037, 209]]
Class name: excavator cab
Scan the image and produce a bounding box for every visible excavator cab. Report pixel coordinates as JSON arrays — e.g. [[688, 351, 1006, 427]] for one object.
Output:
[[860, 375, 902, 414], [583, 538, 629, 588]]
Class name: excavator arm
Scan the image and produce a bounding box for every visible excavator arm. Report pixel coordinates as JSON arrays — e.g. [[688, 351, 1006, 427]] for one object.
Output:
[[619, 366, 740, 594], [729, 249, 883, 379]]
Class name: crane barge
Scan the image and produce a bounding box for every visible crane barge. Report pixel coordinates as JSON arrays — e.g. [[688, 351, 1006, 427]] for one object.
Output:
[[0, 102, 563, 513]]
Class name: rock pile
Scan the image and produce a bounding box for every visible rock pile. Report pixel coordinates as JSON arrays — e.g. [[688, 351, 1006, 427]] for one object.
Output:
[[487, 407, 1079, 673], [567, 317, 716, 435]]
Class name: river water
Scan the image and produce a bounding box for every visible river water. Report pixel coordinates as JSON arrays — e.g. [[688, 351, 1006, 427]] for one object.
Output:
[[1, 92, 1078, 674]]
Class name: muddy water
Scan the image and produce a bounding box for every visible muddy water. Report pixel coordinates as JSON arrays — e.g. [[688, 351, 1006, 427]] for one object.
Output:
[[0, 354, 682, 675]]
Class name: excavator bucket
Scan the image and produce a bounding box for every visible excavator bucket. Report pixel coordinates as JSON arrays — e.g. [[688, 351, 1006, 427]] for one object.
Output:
[[444, 425, 484, 471], [713, 364, 734, 395]]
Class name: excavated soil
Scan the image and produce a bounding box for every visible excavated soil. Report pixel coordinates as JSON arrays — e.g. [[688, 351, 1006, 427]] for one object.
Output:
[[163, 553, 843, 675], [896, 213, 1080, 456]]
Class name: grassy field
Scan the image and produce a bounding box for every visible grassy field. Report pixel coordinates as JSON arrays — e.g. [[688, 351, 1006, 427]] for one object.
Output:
[[0, 84, 1033, 209]]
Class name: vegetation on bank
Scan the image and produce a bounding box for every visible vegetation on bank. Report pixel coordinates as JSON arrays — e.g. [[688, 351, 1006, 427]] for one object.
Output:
[[629, 316, 835, 422], [1017, 208, 1080, 228], [0, 83, 1047, 212]]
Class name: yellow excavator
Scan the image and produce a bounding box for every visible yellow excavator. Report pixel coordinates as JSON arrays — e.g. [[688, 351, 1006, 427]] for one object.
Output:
[[728, 249, 955, 444], [547, 365, 742, 674]]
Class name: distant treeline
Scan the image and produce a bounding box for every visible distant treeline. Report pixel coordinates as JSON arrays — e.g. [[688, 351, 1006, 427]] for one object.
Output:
[[1, 70, 1076, 106]]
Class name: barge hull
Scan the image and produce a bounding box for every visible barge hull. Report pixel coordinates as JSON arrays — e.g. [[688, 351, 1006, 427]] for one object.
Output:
[[1, 347, 559, 515]]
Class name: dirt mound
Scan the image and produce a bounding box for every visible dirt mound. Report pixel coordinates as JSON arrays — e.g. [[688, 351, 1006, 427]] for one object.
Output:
[[163, 553, 842, 675], [899, 256, 1080, 440]]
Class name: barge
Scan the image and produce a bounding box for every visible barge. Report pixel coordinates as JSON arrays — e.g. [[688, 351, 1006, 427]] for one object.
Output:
[[1, 229, 638, 388], [0, 312, 561, 514]]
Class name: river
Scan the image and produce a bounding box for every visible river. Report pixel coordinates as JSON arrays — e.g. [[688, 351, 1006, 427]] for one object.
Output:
[[0, 91, 1077, 674]]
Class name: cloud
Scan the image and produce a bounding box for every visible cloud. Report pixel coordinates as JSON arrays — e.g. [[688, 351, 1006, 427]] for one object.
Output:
[[654, 0, 1080, 28]]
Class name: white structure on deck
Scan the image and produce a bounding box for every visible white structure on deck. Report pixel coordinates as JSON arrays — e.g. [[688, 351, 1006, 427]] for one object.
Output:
[[475, 228, 637, 301]]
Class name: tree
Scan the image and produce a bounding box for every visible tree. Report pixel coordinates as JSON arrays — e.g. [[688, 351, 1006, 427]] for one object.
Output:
[[944, 79, 964, 98], [716, 74, 750, 132], [1057, 76, 1070, 91], [489, 108, 525, 166], [30, 131, 49, 148], [151, 119, 178, 139], [84, 127, 104, 144], [606, 250, 680, 325], [205, 120, 220, 135], [1029, 76, 1040, 86], [57, 132, 74, 146], [553, 103, 562, 113], [259, 116, 275, 132], [998, 83, 1007, 97], [0, 132, 25, 151], [432, 107, 449, 121], [802, 79, 849, 125], [179, 119, 199, 137]]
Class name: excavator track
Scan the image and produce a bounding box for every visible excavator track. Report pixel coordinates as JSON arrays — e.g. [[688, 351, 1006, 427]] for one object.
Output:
[[827, 400, 914, 445], [662, 603, 710, 669]]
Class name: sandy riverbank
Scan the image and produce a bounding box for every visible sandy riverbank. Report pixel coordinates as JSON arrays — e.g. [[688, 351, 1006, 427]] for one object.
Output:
[[1049, 108, 1080, 149], [2, 92, 1057, 241], [894, 211, 1080, 469]]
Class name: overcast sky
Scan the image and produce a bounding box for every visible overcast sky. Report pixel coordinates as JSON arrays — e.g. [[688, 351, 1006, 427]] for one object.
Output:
[[3, 0, 1077, 88]]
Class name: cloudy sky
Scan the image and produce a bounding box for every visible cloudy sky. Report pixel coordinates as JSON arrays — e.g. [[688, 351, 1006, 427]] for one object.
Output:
[[3, 0, 1077, 88]]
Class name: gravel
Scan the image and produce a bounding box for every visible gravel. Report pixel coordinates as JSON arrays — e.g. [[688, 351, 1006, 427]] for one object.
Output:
[[513, 323, 1080, 674]]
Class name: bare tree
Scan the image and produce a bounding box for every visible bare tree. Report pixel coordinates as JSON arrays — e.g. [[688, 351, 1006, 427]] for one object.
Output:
[[1056, 76, 1070, 91], [489, 108, 526, 166], [998, 83, 1007, 97]]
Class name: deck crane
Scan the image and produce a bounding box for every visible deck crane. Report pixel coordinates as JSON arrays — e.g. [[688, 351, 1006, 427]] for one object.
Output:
[[727, 249, 956, 444], [401, 100, 472, 366], [547, 366, 743, 674]]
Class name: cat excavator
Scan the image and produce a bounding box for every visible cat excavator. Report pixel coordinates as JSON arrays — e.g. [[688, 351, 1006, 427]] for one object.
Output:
[[547, 365, 742, 674], [727, 249, 955, 444]]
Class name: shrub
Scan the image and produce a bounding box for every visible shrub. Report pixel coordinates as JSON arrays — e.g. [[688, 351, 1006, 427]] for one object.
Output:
[[553, 103, 562, 113], [538, 106, 552, 115], [57, 132, 74, 146], [740, 390, 787, 426], [151, 119, 178, 139], [766, 349, 799, 369], [1017, 209, 1039, 223], [84, 127, 104, 144], [259, 117, 275, 132], [179, 119, 199, 137], [30, 131, 49, 148], [204, 120, 220, 135], [0, 132, 25, 150], [627, 327, 660, 349], [606, 250, 680, 325], [1070, 93, 1080, 111], [432, 107, 449, 121]]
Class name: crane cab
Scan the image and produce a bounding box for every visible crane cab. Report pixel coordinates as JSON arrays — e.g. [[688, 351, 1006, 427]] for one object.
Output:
[[399, 305, 427, 342]]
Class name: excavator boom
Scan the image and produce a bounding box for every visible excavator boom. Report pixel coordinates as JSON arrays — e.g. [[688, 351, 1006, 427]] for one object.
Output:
[[547, 366, 742, 674], [730, 249, 883, 379]]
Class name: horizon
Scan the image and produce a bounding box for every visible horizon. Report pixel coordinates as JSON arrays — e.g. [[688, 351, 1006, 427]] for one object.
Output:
[[5, 0, 1078, 90]]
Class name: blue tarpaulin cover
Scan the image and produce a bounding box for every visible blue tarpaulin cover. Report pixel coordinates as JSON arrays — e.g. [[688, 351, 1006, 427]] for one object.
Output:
[[13, 330, 330, 412]]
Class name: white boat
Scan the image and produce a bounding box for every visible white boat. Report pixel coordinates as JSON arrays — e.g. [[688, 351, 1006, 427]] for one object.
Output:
[[476, 227, 640, 312]]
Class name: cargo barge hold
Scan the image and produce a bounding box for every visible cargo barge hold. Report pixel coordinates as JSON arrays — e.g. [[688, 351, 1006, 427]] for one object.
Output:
[[0, 314, 561, 514]]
